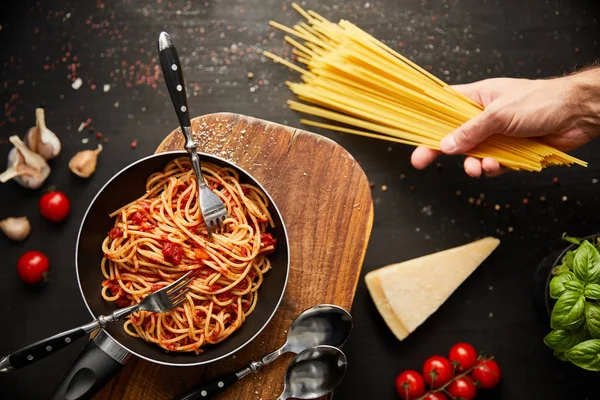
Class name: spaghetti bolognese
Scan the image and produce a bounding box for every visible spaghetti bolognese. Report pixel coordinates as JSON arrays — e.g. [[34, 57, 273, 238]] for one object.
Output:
[[100, 157, 277, 353]]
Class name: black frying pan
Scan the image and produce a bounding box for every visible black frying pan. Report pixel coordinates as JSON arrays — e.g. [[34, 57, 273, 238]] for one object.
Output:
[[50, 151, 289, 399]]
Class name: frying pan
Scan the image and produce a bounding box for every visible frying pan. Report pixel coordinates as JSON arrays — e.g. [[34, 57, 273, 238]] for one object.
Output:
[[50, 150, 290, 399]]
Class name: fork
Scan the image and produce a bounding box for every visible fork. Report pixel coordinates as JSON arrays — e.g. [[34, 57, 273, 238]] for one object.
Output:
[[157, 31, 229, 239], [0, 271, 195, 373]]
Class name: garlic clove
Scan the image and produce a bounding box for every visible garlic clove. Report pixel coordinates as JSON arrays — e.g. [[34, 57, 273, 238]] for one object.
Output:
[[69, 144, 103, 178], [25, 107, 61, 160], [0, 216, 31, 241], [0, 136, 51, 189]]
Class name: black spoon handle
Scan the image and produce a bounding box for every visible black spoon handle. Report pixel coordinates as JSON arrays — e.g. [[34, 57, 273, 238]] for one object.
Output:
[[174, 371, 239, 400]]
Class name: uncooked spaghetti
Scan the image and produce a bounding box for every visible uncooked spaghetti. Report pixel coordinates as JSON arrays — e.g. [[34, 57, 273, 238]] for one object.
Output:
[[100, 157, 277, 353], [265, 3, 587, 172]]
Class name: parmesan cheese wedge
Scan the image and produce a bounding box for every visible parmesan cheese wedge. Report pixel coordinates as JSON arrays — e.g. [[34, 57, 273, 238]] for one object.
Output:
[[365, 237, 500, 341]]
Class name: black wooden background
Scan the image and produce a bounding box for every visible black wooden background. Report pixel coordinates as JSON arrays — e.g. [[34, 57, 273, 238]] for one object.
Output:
[[1, 0, 600, 399]]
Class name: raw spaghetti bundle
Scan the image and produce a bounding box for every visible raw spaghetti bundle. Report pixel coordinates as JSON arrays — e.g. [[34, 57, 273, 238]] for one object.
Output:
[[264, 4, 587, 171]]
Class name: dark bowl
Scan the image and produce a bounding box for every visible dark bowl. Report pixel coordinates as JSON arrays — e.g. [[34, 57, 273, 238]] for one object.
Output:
[[532, 234, 600, 318], [75, 151, 289, 366]]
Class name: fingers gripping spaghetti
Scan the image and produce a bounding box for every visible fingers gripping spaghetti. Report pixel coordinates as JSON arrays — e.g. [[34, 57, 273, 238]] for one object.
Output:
[[100, 157, 277, 353]]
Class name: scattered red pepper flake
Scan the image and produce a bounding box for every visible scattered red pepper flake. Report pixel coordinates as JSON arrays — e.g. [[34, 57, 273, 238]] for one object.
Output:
[[130, 139, 138, 149]]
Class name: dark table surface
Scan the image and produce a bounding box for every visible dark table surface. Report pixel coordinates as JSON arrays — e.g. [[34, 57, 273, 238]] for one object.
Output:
[[1, 0, 600, 399]]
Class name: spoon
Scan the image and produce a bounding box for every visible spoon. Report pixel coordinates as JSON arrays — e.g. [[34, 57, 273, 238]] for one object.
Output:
[[277, 345, 347, 400], [175, 304, 352, 400]]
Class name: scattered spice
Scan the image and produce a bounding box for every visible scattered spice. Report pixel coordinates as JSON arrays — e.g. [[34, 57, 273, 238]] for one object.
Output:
[[522, 198, 529, 205], [71, 77, 83, 90], [455, 190, 461, 196], [247, 72, 254, 78], [561, 195, 568, 202], [468, 197, 475, 205], [399, 174, 406, 181], [508, 226, 514, 233], [539, 195, 546, 202], [494, 204, 501, 211], [381, 185, 388, 192], [408, 185, 416, 191], [130, 139, 138, 149], [553, 177, 559, 184]]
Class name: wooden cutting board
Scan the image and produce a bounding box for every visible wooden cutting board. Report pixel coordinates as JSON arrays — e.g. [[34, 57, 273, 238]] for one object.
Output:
[[95, 113, 373, 400]]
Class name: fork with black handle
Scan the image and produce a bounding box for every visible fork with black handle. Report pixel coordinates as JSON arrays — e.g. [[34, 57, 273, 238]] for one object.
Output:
[[0, 270, 195, 372], [157, 31, 229, 240]]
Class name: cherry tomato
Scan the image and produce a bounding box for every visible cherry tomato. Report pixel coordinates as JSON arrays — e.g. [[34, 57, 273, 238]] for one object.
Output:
[[449, 342, 478, 372], [17, 251, 49, 284], [395, 370, 425, 400], [423, 392, 448, 400], [39, 191, 70, 222], [447, 376, 477, 400], [422, 356, 454, 388], [471, 359, 501, 389]]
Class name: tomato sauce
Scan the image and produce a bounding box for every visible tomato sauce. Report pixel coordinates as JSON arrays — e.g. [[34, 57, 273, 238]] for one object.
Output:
[[260, 232, 277, 254], [162, 242, 183, 264], [108, 227, 123, 239]]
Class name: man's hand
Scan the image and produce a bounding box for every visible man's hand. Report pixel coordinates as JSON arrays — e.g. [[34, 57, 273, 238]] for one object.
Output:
[[410, 71, 600, 177]]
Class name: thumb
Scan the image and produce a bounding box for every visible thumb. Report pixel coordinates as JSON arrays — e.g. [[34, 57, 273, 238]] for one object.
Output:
[[452, 82, 485, 105], [440, 108, 505, 154]]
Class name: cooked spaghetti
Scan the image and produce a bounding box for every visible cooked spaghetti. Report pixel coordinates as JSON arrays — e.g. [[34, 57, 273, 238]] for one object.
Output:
[[100, 157, 277, 353], [264, 3, 587, 172]]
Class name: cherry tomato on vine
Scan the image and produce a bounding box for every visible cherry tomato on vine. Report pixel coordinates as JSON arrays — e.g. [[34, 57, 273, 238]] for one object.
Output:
[[39, 191, 70, 222], [17, 251, 49, 284], [423, 392, 448, 400], [471, 359, 502, 389], [447, 376, 477, 400], [422, 356, 454, 388], [395, 370, 425, 400], [449, 342, 478, 372]]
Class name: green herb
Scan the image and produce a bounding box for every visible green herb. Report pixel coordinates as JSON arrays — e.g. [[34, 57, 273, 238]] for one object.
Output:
[[553, 351, 568, 361], [551, 290, 586, 330], [586, 303, 600, 339], [549, 272, 576, 299], [546, 234, 600, 370], [562, 233, 582, 245], [565, 340, 600, 371], [584, 283, 600, 300], [544, 328, 589, 352], [564, 280, 584, 293], [573, 241, 600, 283], [552, 263, 571, 275]]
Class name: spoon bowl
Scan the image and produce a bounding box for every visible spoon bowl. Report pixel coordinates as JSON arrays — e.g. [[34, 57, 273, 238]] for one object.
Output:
[[278, 345, 347, 400], [285, 304, 353, 354]]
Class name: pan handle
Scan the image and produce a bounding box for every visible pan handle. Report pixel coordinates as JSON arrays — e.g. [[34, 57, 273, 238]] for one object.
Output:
[[50, 330, 130, 400]]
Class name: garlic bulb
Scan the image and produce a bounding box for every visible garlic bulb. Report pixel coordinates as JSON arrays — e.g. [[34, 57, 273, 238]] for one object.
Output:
[[25, 107, 61, 160], [0, 217, 31, 241], [69, 144, 103, 178], [0, 135, 51, 189]]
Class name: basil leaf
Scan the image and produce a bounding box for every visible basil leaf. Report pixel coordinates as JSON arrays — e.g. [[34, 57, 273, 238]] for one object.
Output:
[[563, 250, 576, 270], [549, 272, 576, 299], [563, 233, 582, 245], [544, 328, 588, 352], [551, 290, 586, 330], [565, 339, 600, 371], [585, 284, 600, 300], [586, 303, 600, 339], [554, 351, 568, 361], [564, 280, 584, 292], [553, 263, 571, 275], [573, 241, 600, 283]]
